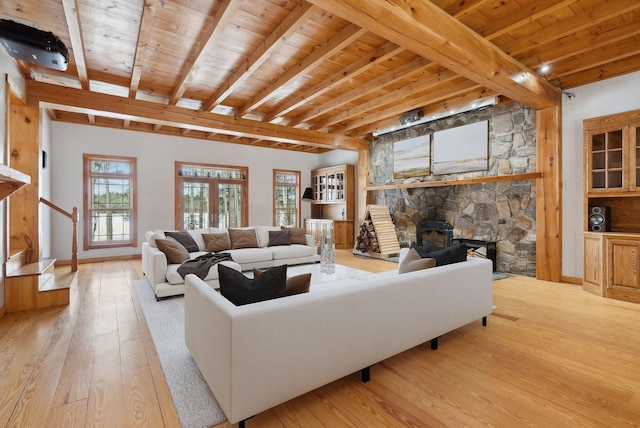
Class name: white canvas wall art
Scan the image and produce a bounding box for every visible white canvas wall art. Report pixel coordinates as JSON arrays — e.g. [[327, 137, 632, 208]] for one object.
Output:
[[393, 134, 431, 179], [432, 120, 488, 175]]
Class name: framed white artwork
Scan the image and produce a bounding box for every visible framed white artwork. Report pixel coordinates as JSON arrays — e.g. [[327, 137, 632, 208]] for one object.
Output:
[[393, 134, 431, 179], [432, 120, 488, 175]]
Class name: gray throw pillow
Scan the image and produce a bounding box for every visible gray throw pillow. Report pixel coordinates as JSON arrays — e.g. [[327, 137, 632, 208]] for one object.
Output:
[[412, 242, 468, 266], [268, 230, 291, 246], [219, 264, 287, 305], [165, 230, 199, 252]]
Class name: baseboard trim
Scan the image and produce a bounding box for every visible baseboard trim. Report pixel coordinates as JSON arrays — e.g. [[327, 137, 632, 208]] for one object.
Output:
[[55, 254, 142, 265], [561, 275, 582, 285]]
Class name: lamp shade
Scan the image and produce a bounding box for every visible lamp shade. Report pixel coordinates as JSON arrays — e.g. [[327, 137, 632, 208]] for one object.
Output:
[[302, 187, 313, 202]]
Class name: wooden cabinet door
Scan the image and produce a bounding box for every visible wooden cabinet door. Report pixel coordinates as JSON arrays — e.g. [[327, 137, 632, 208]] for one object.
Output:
[[583, 233, 604, 295], [606, 237, 640, 303]]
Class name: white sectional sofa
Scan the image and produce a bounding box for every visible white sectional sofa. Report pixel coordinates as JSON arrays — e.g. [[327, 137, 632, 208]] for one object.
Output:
[[142, 226, 320, 299], [184, 250, 493, 426]]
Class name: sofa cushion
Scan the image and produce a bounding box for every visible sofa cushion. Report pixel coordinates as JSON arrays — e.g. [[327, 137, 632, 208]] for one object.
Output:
[[255, 226, 281, 247], [412, 242, 468, 266], [229, 228, 259, 249], [165, 230, 199, 252], [156, 238, 190, 264], [219, 264, 287, 305], [281, 226, 307, 245], [398, 248, 436, 274], [253, 267, 311, 295], [223, 248, 273, 264], [268, 230, 291, 246], [145, 230, 166, 248], [203, 232, 231, 252], [269, 244, 315, 260], [188, 228, 210, 251]]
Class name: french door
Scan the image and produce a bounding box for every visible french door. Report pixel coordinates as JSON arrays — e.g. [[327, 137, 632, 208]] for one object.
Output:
[[175, 163, 247, 230]]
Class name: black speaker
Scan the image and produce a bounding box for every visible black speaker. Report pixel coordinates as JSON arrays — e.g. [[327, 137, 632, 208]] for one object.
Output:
[[588, 206, 610, 232]]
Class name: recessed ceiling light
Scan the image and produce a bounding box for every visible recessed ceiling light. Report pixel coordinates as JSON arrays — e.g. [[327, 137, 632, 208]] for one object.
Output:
[[540, 64, 551, 74]]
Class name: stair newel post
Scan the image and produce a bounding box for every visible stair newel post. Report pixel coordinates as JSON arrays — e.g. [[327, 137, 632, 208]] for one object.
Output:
[[71, 207, 78, 272]]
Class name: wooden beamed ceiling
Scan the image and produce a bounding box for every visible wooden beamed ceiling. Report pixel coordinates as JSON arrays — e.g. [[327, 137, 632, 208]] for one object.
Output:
[[2, 0, 639, 152]]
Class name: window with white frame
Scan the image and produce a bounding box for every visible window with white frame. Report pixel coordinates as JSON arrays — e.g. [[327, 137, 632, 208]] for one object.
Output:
[[273, 170, 300, 227], [83, 154, 137, 249]]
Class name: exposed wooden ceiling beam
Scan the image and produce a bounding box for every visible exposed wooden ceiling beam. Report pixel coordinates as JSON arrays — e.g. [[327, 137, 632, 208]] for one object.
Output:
[[27, 81, 366, 150], [548, 38, 640, 80], [61, 0, 89, 89], [352, 89, 500, 137], [169, 0, 243, 105], [445, 0, 493, 20], [202, 2, 317, 111], [478, 0, 578, 40], [335, 79, 485, 134], [305, 0, 561, 109], [314, 65, 458, 130], [520, 20, 640, 71], [289, 56, 430, 126], [504, 2, 640, 57], [264, 41, 404, 123], [237, 23, 368, 116], [129, 0, 159, 98]]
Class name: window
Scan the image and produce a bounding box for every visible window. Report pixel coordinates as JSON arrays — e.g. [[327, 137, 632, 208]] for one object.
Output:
[[175, 162, 248, 230], [274, 170, 300, 227], [83, 154, 137, 249]]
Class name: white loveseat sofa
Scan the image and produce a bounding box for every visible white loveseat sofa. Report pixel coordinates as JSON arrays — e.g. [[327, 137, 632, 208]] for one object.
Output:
[[142, 226, 320, 299], [184, 250, 493, 426]]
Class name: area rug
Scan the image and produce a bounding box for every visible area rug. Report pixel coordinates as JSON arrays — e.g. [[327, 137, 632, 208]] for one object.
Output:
[[134, 279, 226, 428]]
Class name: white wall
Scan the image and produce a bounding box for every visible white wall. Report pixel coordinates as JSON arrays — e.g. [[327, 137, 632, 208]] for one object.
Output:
[[49, 123, 326, 260], [562, 70, 640, 278]]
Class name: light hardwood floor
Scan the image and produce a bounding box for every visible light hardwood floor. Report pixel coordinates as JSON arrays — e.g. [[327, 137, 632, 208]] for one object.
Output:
[[1, 252, 639, 427]]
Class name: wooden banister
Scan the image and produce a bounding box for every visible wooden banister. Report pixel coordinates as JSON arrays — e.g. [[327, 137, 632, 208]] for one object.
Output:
[[39, 197, 78, 272]]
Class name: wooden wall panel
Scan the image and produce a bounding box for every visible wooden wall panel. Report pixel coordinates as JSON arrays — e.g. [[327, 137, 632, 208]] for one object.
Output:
[[536, 106, 562, 281], [9, 101, 40, 263]]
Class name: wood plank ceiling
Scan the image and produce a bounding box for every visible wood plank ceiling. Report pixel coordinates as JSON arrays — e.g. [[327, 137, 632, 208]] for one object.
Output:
[[1, 0, 639, 153]]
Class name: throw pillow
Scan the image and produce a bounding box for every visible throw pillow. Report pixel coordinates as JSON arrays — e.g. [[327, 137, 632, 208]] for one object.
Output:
[[422, 243, 468, 266], [281, 226, 307, 245], [219, 264, 287, 305], [228, 228, 259, 249], [202, 232, 231, 252], [268, 230, 291, 246], [253, 267, 312, 295], [155, 237, 190, 264], [399, 248, 436, 274], [164, 230, 199, 252]]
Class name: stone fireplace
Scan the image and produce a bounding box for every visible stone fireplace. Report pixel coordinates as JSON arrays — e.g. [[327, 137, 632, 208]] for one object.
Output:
[[368, 101, 537, 276]]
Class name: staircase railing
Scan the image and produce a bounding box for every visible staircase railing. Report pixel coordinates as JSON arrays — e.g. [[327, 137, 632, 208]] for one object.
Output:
[[40, 197, 78, 272]]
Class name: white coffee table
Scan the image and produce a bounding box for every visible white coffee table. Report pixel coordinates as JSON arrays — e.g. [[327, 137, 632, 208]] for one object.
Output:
[[286, 263, 371, 285]]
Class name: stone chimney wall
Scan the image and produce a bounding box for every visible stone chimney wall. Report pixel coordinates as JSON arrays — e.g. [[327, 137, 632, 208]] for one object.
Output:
[[369, 101, 537, 276]]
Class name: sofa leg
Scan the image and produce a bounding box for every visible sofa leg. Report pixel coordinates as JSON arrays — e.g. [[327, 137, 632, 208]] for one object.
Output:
[[430, 337, 439, 350], [482, 316, 487, 326], [239, 416, 254, 428], [361, 366, 371, 382]]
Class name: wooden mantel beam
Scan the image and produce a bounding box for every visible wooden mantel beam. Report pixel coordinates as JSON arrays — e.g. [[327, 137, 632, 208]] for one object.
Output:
[[305, 0, 561, 110], [26, 81, 366, 151]]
